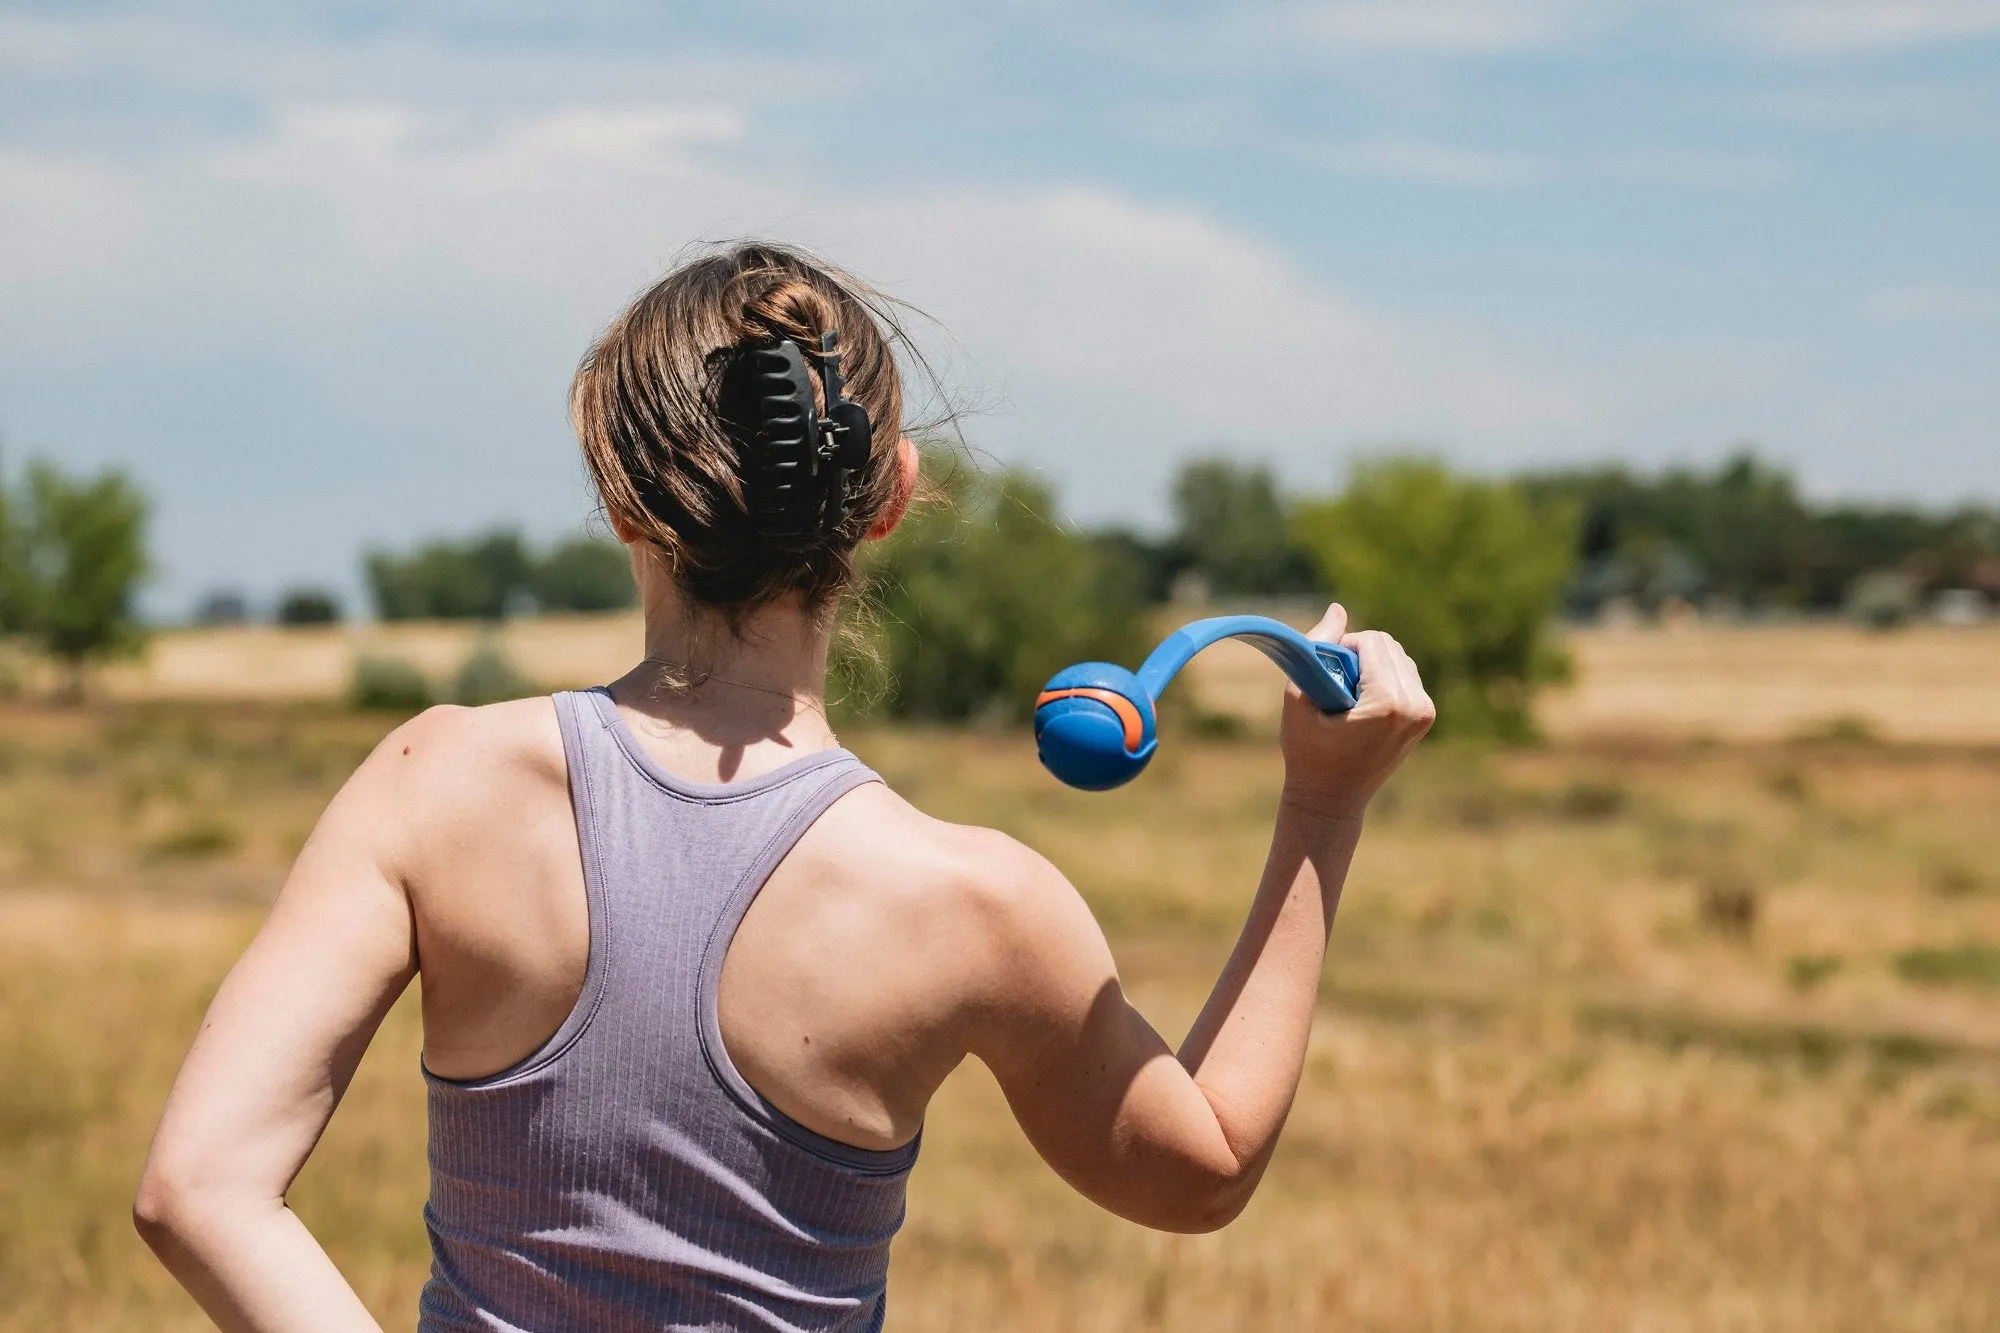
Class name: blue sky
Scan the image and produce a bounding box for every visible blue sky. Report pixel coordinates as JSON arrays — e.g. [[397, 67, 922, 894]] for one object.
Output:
[[2, 1, 1997, 614]]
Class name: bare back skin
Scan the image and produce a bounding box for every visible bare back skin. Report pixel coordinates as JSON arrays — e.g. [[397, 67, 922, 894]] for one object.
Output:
[[408, 690, 987, 1154]]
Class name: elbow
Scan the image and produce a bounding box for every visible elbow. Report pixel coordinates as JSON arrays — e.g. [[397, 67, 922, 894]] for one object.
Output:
[[132, 1169, 183, 1254], [1174, 1182, 1255, 1235], [1141, 1162, 1259, 1235], [132, 1158, 210, 1258]]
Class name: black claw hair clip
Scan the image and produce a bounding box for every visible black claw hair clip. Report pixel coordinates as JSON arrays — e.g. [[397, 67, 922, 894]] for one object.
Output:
[[727, 329, 875, 542]]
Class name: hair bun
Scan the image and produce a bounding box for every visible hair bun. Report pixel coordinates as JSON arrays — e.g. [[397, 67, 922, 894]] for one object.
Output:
[[741, 279, 839, 353]]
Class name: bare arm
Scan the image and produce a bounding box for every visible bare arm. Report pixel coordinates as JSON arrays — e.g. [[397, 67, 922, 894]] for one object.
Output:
[[133, 719, 435, 1332], [968, 605, 1432, 1231]]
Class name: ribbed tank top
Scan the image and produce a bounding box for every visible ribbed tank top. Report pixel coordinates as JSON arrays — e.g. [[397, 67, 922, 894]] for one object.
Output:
[[419, 687, 919, 1333]]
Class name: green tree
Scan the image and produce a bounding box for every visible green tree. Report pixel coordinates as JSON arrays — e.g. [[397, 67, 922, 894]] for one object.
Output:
[[366, 529, 532, 620], [276, 586, 343, 625], [1170, 457, 1320, 597], [12, 462, 150, 700], [856, 459, 1151, 723], [0, 477, 20, 635], [1656, 451, 1815, 608], [530, 537, 636, 613], [1293, 456, 1574, 741]]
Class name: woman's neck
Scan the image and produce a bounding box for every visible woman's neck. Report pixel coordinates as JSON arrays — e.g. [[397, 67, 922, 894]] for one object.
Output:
[[604, 566, 839, 784], [639, 601, 830, 703]]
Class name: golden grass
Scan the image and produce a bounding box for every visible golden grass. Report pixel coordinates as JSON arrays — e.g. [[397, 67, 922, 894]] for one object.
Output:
[[63, 611, 2000, 749], [2, 704, 1998, 1330], [82, 613, 647, 703]]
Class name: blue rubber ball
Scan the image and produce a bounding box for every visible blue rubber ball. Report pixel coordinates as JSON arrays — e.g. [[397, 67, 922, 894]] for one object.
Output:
[[1033, 662, 1157, 791]]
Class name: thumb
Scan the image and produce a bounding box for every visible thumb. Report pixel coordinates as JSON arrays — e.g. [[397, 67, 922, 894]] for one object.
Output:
[[1307, 601, 1350, 642]]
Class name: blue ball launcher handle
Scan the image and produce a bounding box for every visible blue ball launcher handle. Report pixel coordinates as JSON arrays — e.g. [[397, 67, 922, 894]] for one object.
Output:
[[1137, 615, 1361, 714]]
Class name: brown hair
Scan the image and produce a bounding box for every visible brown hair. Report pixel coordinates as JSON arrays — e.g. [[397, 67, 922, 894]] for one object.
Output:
[[571, 242, 916, 615]]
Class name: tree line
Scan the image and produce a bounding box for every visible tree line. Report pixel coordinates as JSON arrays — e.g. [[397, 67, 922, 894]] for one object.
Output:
[[848, 447, 1996, 738], [364, 531, 636, 620], [194, 531, 639, 627], [6, 445, 1994, 733], [1519, 451, 2000, 620], [270, 448, 2000, 639], [1082, 449, 1999, 622]]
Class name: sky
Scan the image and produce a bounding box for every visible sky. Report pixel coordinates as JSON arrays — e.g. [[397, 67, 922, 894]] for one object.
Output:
[[2, 1, 1997, 616]]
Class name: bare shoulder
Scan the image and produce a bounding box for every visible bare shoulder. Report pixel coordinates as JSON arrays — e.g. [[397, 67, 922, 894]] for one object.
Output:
[[806, 780, 1099, 975], [814, 780, 1054, 895], [329, 698, 568, 873], [363, 698, 563, 798]]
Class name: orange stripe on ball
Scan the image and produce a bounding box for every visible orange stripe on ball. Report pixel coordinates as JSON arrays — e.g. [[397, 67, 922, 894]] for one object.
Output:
[[1034, 687, 1145, 752]]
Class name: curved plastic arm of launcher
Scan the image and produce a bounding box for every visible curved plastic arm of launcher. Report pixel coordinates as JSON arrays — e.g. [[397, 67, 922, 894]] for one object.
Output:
[[1137, 615, 1361, 714]]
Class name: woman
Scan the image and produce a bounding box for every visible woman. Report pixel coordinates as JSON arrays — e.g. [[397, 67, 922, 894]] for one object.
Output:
[[134, 243, 1434, 1331]]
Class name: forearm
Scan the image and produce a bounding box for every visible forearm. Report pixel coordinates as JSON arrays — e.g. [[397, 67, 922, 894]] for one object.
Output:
[[137, 1194, 381, 1332], [1175, 797, 1363, 1175]]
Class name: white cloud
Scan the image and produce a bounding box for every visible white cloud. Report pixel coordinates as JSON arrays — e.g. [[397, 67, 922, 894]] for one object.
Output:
[[0, 153, 147, 282], [1290, 0, 2000, 56], [818, 186, 1584, 448], [211, 103, 1584, 444], [199, 102, 765, 293], [1725, 1, 2000, 53], [0, 99, 1587, 537]]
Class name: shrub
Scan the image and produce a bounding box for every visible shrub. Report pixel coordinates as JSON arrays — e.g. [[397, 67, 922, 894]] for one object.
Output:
[[1557, 778, 1627, 821], [1893, 943, 2000, 989], [146, 818, 239, 862], [194, 589, 251, 626], [350, 656, 434, 712], [1793, 714, 1878, 746], [1698, 870, 1759, 937], [1292, 456, 1575, 742], [1844, 569, 1917, 631], [452, 643, 538, 707], [276, 587, 343, 625], [1927, 859, 1983, 899], [1786, 954, 1843, 992]]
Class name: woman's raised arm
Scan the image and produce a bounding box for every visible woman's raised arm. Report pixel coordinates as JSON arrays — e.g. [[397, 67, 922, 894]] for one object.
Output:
[[964, 605, 1433, 1231]]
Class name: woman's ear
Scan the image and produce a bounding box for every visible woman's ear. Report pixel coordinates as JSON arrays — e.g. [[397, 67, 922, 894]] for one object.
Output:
[[864, 438, 920, 541], [607, 510, 642, 545]]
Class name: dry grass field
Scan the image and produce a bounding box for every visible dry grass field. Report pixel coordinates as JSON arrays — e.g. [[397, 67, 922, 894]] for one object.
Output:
[[62, 611, 2000, 747], [2, 694, 1998, 1330]]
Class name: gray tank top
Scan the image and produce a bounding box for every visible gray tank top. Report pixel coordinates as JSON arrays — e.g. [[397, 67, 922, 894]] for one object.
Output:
[[419, 687, 918, 1332]]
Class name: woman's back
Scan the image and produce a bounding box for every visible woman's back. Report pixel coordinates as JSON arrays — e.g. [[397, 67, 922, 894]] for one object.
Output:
[[419, 689, 914, 1332]]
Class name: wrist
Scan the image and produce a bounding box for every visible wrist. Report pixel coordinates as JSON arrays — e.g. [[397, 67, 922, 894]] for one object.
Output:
[[1276, 782, 1369, 837]]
